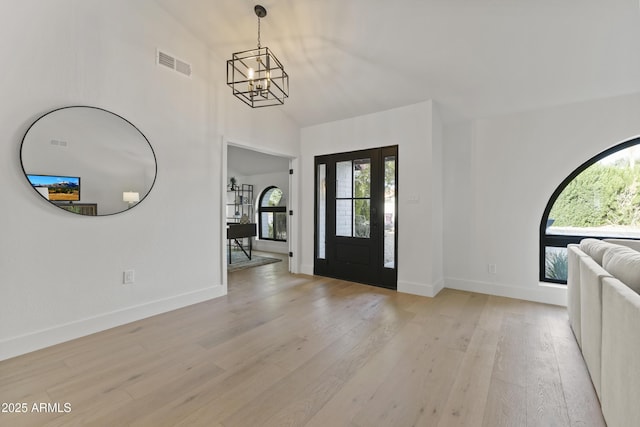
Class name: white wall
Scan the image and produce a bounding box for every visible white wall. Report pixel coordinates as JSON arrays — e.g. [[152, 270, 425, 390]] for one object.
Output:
[[0, 0, 299, 361], [443, 92, 640, 305], [300, 101, 444, 297], [221, 97, 299, 156]]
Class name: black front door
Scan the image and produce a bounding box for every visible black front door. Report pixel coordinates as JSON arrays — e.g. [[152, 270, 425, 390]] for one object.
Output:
[[314, 146, 398, 289]]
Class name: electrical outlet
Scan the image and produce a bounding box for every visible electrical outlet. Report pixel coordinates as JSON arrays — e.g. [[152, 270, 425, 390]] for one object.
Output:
[[123, 269, 135, 284], [488, 264, 497, 274]]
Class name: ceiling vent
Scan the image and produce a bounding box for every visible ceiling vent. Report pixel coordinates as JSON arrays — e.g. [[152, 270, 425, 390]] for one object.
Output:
[[156, 49, 192, 78]]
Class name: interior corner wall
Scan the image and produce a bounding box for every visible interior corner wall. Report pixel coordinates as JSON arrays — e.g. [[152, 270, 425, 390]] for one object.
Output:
[[443, 92, 640, 306], [0, 0, 300, 361], [431, 104, 444, 292], [300, 101, 444, 297]]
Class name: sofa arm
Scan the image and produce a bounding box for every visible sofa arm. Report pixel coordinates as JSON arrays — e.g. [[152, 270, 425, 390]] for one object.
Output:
[[567, 244, 588, 348], [601, 277, 640, 427], [579, 256, 611, 399]]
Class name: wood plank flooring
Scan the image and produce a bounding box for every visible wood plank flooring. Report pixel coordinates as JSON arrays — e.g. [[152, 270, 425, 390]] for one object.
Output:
[[0, 253, 605, 426]]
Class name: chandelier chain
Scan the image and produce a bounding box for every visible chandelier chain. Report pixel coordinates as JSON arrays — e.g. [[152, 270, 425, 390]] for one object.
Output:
[[257, 16, 261, 48]]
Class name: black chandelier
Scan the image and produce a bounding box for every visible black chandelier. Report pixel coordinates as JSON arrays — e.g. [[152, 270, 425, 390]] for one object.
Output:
[[227, 5, 289, 108]]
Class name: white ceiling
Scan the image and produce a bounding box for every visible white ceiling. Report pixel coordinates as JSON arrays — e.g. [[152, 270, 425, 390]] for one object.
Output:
[[156, 0, 640, 126]]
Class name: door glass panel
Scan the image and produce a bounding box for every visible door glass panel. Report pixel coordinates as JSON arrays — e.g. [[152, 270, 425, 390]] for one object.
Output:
[[336, 158, 371, 238], [384, 156, 396, 268], [336, 199, 352, 236], [354, 199, 370, 238], [354, 159, 370, 198], [317, 164, 326, 259], [336, 161, 352, 198]]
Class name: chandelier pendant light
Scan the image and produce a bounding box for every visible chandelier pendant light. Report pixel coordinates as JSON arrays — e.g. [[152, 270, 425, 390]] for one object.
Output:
[[227, 5, 289, 108]]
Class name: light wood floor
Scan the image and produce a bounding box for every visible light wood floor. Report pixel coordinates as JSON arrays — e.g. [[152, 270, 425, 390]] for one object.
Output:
[[0, 253, 605, 427]]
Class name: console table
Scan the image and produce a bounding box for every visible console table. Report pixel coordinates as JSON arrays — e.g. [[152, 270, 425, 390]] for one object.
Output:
[[227, 223, 257, 264]]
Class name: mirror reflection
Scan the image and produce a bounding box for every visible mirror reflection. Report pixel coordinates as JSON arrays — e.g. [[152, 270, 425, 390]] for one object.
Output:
[[20, 106, 156, 216]]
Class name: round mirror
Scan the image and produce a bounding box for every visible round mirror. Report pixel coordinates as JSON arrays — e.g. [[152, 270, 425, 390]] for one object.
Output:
[[20, 106, 157, 216]]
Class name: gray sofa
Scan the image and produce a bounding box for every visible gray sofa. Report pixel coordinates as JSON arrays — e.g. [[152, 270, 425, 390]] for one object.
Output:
[[567, 238, 640, 427]]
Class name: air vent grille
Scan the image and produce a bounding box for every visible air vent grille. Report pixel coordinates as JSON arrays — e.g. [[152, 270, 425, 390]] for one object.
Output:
[[175, 59, 192, 77], [156, 49, 192, 78], [158, 51, 175, 69], [50, 139, 68, 147]]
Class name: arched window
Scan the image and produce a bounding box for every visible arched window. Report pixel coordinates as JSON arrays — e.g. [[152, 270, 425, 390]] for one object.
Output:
[[540, 138, 640, 283], [258, 186, 287, 241]]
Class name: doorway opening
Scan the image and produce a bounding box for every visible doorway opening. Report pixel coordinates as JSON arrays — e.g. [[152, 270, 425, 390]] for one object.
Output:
[[224, 143, 296, 281]]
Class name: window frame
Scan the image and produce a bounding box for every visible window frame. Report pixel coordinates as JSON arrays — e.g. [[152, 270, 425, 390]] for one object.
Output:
[[540, 137, 640, 284], [258, 186, 287, 242]]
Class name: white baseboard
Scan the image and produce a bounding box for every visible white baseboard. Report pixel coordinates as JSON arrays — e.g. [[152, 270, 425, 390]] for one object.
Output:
[[0, 285, 226, 362], [253, 240, 288, 254], [445, 277, 567, 306], [301, 263, 314, 276], [398, 279, 445, 298]]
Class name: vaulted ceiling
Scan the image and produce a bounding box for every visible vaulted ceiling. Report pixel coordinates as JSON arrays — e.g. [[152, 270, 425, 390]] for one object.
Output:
[[156, 0, 640, 126]]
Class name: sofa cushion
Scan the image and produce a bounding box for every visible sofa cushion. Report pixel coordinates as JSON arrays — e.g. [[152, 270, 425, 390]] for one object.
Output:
[[603, 247, 640, 293], [580, 238, 619, 265]]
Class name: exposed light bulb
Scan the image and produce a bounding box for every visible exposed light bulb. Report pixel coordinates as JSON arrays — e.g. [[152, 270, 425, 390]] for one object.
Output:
[[247, 67, 255, 97]]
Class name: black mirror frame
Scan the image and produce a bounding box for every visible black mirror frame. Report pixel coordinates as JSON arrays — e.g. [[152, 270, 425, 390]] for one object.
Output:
[[20, 105, 157, 216]]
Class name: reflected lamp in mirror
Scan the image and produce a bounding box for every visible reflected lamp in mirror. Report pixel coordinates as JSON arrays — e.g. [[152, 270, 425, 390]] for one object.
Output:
[[123, 191, 140, 208], [20, 106, 157, 216]]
